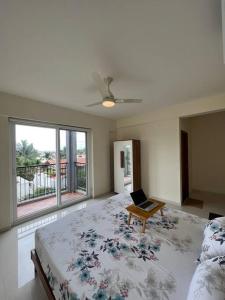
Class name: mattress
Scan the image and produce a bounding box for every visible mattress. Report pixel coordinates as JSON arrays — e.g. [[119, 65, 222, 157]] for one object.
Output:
[[35, 193, 206, 300]]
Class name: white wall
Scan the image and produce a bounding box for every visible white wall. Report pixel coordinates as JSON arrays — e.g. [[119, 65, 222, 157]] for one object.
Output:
[[188, 111, 225, 195], [116, 93, 225, 206], [0, 92, 115, 230]]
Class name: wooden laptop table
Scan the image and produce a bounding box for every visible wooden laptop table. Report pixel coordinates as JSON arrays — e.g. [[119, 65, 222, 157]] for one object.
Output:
[[126, 199, 165, 233]]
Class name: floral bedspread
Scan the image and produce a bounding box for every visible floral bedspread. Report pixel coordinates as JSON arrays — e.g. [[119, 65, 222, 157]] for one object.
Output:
[[35, 193, 206, 300]]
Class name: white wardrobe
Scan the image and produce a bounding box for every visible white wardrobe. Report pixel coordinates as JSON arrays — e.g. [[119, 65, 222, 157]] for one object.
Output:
[[113, 140, 141, 193]]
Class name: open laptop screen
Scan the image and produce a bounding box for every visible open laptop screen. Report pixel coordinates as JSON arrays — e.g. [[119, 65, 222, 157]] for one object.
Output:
[[130, 189, 147, 205]]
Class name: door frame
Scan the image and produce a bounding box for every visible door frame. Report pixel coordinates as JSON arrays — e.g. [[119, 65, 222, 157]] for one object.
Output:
[[10, 118, 92, 225]]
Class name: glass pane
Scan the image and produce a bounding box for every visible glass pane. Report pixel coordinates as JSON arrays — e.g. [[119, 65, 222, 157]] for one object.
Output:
[[59, 130, 68, 193], [74, 131, 88, 196], [60, 130, 88, 204], [124, 144, 132, 192], [16, 124, 57, 218]]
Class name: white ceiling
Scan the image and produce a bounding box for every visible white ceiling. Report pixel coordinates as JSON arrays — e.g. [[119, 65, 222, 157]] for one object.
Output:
[[0, 0, 225, 120]]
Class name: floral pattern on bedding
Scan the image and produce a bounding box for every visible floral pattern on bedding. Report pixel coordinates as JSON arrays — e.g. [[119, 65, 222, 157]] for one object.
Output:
[[114, 210, 179, 231], [35, 193, 206, 300], [200, 217, 225, 262], [210, 225, 225, 245], [47, 264, 57, 290], [80, 229, 104, 248], [187, 255, 225, 300]]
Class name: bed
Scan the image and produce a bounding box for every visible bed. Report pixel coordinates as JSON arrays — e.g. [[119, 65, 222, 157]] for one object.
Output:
[[33, 193, 206, 300]]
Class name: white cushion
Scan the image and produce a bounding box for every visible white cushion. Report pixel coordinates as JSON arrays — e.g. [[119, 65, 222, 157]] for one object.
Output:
[[199, 217, 225, 262], [187, 256, 225, 300]]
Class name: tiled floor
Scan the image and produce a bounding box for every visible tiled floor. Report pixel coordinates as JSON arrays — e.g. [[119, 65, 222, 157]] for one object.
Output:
[[0, 196, 107, 300], [179, 190, 225, 219], [17, 192, 85, 218], [1, 191, 225, 300]]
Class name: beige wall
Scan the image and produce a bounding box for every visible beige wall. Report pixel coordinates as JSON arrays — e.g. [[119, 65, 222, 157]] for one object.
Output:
[[117, 118, 181, 204], [117, 93, 225, 128], [1, 91, 225, 229], [0, 92, 115, 230], [116, 93, 225, 206], [0, 116, 11, 230], [188, 111, 225, 195]]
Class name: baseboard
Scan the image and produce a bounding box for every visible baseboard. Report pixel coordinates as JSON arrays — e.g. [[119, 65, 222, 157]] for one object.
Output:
[[0, 225, 12, 233], [150, 195, 182, 207], [93, 192, 116, 199], [190, 189, 225, 201]]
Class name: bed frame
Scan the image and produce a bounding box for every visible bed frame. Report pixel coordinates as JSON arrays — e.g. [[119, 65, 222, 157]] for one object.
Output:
[[31, 249, 55, 300]]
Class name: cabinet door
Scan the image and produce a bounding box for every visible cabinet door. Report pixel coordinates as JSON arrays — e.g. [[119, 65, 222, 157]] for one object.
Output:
[[114, 141, 133, 193]]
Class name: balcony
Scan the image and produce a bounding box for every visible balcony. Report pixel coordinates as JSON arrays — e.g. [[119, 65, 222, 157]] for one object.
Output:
[[17, 162, 87, 218]]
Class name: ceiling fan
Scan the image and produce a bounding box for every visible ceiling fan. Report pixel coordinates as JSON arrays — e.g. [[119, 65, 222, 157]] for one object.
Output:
[[87, 73, 143, 108]]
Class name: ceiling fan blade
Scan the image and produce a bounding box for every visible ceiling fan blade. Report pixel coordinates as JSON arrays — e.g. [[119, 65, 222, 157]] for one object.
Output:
[[115, 99, 143, 104], [92, 72, 110, 98], [86, 101, 103, 107]]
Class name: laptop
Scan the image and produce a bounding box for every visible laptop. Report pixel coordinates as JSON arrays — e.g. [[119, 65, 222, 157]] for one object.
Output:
[[130, 189, 158, 212]]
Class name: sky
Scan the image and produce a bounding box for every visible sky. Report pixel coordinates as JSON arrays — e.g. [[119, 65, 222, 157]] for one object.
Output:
[[16, 125, 86, 151]]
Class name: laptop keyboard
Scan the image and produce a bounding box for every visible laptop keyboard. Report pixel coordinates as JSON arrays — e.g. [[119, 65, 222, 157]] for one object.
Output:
[[140, 202, 150, 209]]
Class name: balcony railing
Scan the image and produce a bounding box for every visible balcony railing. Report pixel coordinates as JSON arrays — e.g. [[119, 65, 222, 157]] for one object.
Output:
[[16, 162, 87, 204]]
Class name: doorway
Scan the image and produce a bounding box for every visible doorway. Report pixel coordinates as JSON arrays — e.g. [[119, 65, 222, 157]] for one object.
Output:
[[11, 120, 91, 222], [181, 130, 189, 202]]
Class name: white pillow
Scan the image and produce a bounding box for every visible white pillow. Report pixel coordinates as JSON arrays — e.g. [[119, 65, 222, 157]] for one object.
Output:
[[187, 256, 225, 300], [199, 217, 225, 262]]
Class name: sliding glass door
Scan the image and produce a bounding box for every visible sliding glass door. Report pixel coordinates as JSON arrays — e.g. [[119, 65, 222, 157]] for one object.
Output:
[[15, 124, 58, 219], [59, 129, 88, 205], [12, 120, 90, 222]]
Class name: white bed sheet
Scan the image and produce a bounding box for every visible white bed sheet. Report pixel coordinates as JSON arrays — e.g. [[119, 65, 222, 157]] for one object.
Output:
[[35, 193, 206, 300]]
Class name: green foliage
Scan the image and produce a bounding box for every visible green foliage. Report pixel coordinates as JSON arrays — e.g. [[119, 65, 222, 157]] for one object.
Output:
[[16, 140, 40, 181], [33, 187, 56, 198], [77, 148, 86, 155], [45, 167, 56, 177], [77, 166, 86, 190], [43, 151, 52, 160], [60, 146, 85, 159], [60, 146, 67, 159], [17, 168, 35, 182], [16, 140, 40, 166], [77, 177, 86, 190]]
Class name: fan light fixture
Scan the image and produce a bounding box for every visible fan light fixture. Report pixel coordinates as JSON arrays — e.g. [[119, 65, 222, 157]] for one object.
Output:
[[102, 98, 115, 108], [86, 73, 143, 108]]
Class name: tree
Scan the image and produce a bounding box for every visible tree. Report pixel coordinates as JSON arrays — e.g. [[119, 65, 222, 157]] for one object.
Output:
[[16, 140, 40, 166], [16, 140, 40, 181], [43, 151, 52, 160], [60, 146, 67, 159], [77, 148, 85, 155]]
